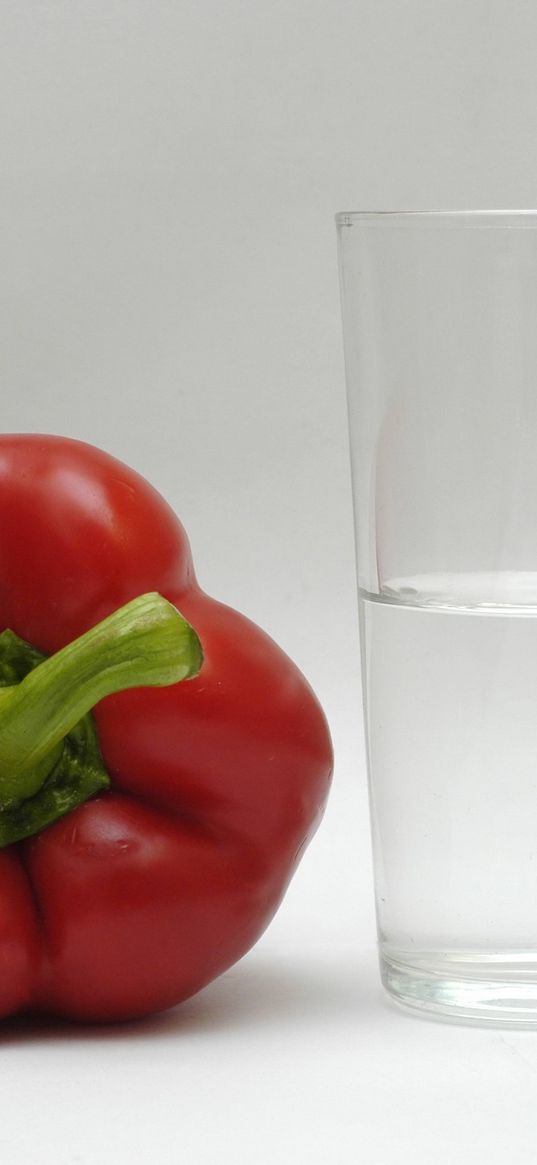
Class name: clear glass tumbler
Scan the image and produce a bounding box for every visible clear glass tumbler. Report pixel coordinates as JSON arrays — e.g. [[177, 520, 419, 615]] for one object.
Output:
[[337, 210, 537, 1025]]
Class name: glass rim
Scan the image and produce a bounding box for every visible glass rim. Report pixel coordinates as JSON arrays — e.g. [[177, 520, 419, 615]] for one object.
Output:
[[335, 209, 537, 229]]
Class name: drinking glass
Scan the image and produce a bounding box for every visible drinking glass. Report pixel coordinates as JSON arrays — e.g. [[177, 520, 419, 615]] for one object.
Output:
[[337, 210, 537, 1024]]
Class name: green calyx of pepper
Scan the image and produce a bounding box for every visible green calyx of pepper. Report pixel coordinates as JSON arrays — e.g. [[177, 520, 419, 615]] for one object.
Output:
[[0, 593, 203, 847]]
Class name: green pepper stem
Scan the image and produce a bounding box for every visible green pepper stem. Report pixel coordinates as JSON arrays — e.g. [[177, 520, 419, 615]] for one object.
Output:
[[0, 593, 202, 809]]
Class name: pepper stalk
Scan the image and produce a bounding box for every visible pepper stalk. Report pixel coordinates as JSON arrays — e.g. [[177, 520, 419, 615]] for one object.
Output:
[[0, 593, 203, 845]]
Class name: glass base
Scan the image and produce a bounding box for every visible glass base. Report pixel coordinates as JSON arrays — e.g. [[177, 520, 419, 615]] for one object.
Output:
[[381, 948, 537, 1027]]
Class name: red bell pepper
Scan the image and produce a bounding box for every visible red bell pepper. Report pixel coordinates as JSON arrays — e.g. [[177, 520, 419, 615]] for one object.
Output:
[[0, 434, 332, 1022]]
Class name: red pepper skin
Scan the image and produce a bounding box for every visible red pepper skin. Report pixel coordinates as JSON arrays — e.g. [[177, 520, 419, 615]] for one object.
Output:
[[0, 435, 333, 1021]]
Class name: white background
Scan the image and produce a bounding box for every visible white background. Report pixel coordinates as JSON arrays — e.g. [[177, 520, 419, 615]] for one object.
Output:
[[3, 2, 537, 1162]]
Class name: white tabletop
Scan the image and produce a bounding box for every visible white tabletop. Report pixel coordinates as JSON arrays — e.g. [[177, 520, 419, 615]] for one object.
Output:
[[5, 943, 537, 1164]]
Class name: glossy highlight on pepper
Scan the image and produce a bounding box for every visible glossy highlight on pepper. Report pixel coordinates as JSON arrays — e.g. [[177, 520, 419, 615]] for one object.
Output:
[[0, 434, 333, 1022]]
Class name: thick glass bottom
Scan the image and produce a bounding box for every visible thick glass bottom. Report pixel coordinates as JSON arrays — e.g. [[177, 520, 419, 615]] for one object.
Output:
[[381, 947, 537, 1027]]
